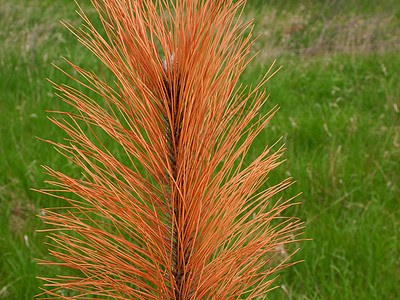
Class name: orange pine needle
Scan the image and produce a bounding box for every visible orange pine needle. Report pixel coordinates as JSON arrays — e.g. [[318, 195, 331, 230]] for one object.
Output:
[[38, 0, 304, 299]]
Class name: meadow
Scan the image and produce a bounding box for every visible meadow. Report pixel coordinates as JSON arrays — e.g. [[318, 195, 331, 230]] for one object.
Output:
[[0, 0, 399, 298]]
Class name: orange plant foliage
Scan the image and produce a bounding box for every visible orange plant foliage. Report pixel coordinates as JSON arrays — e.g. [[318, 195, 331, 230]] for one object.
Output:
[[37, 0, 303, 298]]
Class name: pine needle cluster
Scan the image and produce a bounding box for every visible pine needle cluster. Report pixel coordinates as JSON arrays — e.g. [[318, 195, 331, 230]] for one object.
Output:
[[37, 0, 303, 298]]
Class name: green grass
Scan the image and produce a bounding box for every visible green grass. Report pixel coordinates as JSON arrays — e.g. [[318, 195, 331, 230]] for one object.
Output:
[[1, 0, 399, 298]]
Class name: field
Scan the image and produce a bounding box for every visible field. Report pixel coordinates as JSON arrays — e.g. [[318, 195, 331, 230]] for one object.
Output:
[[0, 0, 399, 298]]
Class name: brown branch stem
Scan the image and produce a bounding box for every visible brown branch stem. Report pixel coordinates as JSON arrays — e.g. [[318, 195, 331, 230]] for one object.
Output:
[[162, 71, 194, 299]]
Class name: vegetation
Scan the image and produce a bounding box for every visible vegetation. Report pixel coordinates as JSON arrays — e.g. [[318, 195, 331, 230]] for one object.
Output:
[[0, 0, 399, 298]]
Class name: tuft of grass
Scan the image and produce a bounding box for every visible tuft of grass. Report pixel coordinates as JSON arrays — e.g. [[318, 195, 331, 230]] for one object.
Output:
[[0, 0, 399, 299], [246, 0, 400, 57]]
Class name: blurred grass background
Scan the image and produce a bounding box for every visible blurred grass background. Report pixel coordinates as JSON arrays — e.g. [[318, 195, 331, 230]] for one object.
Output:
[[0, 0, 399, 298]]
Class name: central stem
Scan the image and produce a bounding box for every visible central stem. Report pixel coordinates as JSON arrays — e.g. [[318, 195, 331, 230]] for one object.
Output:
[[162, 63, 192, 299]]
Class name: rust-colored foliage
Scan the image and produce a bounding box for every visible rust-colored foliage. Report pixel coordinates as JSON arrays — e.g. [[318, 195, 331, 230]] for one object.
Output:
[[37, 0, 303, 298]]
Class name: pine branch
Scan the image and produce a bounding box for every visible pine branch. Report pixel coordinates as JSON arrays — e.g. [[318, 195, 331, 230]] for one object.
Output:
[[37, 0, 304, 299]]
